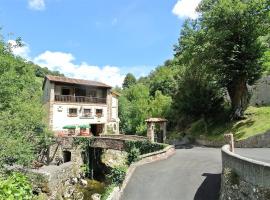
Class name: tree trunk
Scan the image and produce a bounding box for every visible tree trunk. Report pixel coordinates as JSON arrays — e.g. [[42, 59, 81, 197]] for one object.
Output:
[[227, 77, 250, 120]]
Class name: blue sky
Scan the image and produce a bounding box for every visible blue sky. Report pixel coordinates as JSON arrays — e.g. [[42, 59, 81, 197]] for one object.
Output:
[[1, 0, 201, 86]]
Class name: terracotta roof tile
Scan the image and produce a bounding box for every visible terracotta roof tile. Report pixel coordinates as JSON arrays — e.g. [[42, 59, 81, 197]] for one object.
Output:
[[45, 75, 112, 88]]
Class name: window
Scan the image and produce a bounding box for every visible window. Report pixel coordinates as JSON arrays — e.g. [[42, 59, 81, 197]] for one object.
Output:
[[83, 109, 92, 117], [61, 88, 70, 95], [96, 109, 103, 117], [68, 108, 77, 117]]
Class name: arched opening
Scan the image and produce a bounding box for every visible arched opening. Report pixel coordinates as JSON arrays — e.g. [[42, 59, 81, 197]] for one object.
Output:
[[63, 151, 71, 163]]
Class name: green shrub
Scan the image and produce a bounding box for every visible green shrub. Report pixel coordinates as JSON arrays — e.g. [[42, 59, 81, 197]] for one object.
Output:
[[107, 166, 127, 185], [124, 140, 165, 155], [0, 172, 33, 200], [127, 147, 140, 165], [101, 184, 116, 200]]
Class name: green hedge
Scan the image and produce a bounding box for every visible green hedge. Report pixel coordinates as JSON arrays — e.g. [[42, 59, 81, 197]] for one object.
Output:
[[124, 140, 166, 155]]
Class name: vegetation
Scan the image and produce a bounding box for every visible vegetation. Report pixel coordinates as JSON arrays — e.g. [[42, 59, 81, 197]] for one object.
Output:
[[124, 140, 166, 155], [126, 147, 140, 165], [106, 166, 127, 185], [0, 39, 52, 168], [118, 0, 270, 140], [122, 73, 136, 89], [119, 83, 172, 135], [0, 172, 33, 200], [188, 106, 270, 141], [0, 37, 61, 198]]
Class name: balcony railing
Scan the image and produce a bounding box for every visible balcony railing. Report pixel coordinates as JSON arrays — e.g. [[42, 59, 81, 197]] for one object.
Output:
[[55, 95, 107, 104]]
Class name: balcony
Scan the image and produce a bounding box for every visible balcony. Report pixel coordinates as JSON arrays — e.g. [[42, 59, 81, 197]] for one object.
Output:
[[55, 95, 107, 104]]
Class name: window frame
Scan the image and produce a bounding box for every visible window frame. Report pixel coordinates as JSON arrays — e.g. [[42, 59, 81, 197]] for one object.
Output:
[[83, 108, 92, 117], [68, 108, 78, 117], [95, 109, 103, 117]]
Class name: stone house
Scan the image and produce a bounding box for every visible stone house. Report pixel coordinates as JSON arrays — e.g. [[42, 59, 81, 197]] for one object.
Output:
[[42, 75, 120, 136]]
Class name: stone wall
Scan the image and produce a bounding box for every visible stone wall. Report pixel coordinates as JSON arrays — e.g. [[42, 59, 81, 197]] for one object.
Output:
[[236, 131, 270, 148], [220, 145, 270, 200], [196, 130, 270, 148], [250, 76, 270, 106]]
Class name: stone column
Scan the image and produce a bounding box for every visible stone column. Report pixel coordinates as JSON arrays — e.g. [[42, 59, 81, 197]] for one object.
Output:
[[147, 122, 155, 142], [163, 122, 167, 143]]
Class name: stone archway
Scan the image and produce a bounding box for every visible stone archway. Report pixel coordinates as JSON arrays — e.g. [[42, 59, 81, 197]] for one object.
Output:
[[145, 118, 167, 143]]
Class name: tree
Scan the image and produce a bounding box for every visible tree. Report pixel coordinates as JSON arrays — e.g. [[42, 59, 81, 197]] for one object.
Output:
[[198, 0, 270, 119], [119, 84, 172, 135], [122, 73, 136, 89], [173, 19, 224, 121], [0, 39, 50, 167], [148, 61, 178, 96]]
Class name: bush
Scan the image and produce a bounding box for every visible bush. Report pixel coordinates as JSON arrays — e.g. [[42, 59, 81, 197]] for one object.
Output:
[[124, 140, 166, 155], [101, 184, 116, 200], [107, 166, 127, 185], [127, 147, 140, 165], [0, 172, 33, 200]]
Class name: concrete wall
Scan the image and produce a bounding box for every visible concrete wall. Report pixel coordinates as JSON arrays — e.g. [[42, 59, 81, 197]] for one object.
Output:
[[220, 145, 270, 200]]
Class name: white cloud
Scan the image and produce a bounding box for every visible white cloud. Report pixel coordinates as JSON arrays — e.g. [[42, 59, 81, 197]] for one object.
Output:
[[8, 40, 31, 60], [8, 40, 148, 87], [34, 51, 125, 87], [172, 0, 201, 19], [28, 0, 45, 10]]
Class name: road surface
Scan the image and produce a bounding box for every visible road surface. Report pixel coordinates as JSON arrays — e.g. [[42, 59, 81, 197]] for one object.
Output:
[[121, 147, 270, 200], [122, 147, 221, 200]]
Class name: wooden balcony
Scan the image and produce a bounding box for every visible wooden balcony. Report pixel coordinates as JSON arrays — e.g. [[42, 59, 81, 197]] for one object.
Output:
[[55, 95, 107, 104]]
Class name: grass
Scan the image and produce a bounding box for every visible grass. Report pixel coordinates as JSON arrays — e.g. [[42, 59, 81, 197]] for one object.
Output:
[[187, 106, 270, 141]]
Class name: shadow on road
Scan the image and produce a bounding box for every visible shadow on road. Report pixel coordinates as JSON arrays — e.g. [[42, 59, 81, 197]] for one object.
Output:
[[174, 144, 194, 149], [194, 173, 221, 200]]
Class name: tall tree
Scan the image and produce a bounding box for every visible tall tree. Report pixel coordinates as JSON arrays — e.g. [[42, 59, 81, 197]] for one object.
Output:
[[0, 39, 50, 167], [199, 0, 270, 119], [122, 73, 136, 89]]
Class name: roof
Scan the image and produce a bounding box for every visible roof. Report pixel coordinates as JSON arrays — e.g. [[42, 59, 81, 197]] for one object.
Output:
[[111, 91, 121, 97], [43, 75, 112, 89], [145, 118, 168, 123]]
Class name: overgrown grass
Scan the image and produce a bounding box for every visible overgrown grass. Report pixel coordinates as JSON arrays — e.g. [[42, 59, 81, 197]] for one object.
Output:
[[187, 106, 270, 141]]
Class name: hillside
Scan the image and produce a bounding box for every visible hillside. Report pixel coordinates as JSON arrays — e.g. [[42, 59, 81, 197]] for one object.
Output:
[[188, 106, 270, 141]]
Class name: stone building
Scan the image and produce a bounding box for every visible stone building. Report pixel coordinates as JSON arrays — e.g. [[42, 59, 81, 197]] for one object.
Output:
[[42, 75, 120, 136]]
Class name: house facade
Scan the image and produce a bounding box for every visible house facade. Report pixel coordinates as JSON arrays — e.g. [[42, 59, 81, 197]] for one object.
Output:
[[42, 75, 119, 136]]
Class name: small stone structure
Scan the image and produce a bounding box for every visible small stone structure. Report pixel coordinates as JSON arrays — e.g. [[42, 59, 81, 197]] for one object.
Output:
[[146, 118, 167, 143], [250, 76, 270, 106], [224, 133, 234, 152], [220, 145, 270, 200]]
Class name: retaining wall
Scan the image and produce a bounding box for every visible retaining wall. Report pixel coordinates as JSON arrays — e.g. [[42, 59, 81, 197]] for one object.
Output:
[[220, 145, 270, 200], [196, 130, 270, 148]]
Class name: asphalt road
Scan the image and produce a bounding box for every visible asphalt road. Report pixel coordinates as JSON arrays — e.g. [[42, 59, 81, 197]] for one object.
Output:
[[121, 147, 222, 200], [121, 147, 270, 200], [235, 148, 270, 163]]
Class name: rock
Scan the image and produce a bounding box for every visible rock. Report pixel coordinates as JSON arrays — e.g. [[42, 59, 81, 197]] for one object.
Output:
[[65, 180, 71, 186], [71, 177, 78, 184], [63, 186, 75, 198], [73, 191, 84, 200], [80, 179, 88, 186], [91, 193, 101, 200]]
